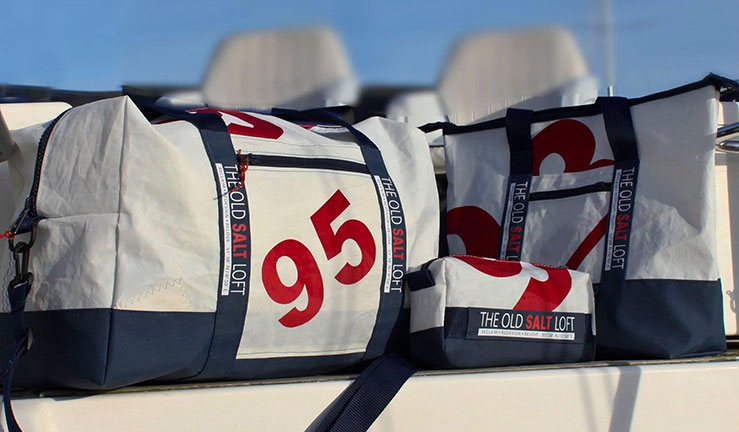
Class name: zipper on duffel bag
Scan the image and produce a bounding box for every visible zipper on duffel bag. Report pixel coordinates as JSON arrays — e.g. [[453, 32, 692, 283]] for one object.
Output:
[[246, 153, 370, 174], [29, 114, 67, 215], [528, 181, 611, 201], [11, 112, 67, 232]]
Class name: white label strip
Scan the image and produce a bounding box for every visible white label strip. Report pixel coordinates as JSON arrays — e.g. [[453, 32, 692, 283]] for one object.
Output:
[[478, 328, 575, 341], [499, 181, 517, 258], [374, 175, 393, 294], [604, 168, 622, 272], [216, 163, 233, 296]]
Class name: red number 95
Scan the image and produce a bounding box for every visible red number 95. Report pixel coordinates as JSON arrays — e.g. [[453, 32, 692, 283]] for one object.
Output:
[[261, 189, 376, 328]]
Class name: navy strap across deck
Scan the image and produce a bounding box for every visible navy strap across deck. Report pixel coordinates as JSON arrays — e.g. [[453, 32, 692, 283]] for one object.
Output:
[[306, 354, 416, 432]]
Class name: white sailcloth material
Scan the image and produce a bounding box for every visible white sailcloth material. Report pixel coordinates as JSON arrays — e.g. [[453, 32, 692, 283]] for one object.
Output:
[[443, 76, 732, 359], [0, 96, 438, 389]]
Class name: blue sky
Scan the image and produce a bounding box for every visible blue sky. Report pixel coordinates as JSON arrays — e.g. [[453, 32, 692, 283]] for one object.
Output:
[[1, 0, 737, 97]]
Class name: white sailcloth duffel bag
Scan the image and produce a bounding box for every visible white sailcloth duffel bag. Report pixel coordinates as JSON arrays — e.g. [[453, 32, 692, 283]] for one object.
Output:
[[442, 75, 735, 359], [0, 96, 438, 390]]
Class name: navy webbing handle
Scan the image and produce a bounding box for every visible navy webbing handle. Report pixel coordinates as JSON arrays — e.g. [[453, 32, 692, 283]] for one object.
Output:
[[306, 354, 416, 432], [270, 107, 388, 171], [596, 97, 639, 285], [498, 108, 534, 261]]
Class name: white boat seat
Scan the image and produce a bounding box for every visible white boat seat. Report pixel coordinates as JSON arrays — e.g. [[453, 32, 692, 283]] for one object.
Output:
[[0, 101, 70, 131], [438, 27, 598, 125], [200, 27, 359, 111]]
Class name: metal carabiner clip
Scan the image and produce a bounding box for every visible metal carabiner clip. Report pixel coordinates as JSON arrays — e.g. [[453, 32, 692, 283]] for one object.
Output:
[[8, 222, 37, 281]]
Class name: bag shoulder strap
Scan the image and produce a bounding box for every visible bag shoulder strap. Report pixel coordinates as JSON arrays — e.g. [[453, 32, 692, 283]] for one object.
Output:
[[597, 97, 640, 284], [306, 354, 416, 432], [498, 108, 534, 260]]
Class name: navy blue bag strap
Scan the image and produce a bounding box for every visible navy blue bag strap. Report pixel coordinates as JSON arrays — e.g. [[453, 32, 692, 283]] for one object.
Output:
[[2, 226, 39, 432], [269, 105, 381, 124], [271, 107, 386, 171], [147, 108, 253, 380], [306, 354, 416, 432], [498, 108, 534, 260], [596, 97, 640, 285], [2, 278, 32, 432]]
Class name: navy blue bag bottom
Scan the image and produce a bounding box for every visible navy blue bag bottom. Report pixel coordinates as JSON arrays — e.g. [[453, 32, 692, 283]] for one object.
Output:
[[594, 279, 726, 360], [0, 308, 410, 390], [0, 309, 210, 390]]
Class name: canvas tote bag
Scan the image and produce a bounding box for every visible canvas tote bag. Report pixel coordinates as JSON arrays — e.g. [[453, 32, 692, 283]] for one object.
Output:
[[443, 75, 735, 359]]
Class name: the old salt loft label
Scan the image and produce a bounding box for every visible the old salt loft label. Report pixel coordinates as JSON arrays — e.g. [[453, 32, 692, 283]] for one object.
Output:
[[604, 165, 638, 277], [215, 162, 251, 297], [466, 308, 589, 343]]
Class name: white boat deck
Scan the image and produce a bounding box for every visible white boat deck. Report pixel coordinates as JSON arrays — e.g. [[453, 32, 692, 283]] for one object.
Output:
[[4, 346, 738, 431]]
